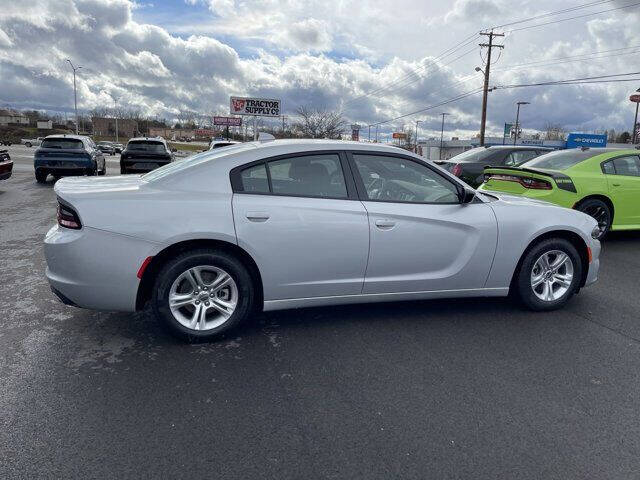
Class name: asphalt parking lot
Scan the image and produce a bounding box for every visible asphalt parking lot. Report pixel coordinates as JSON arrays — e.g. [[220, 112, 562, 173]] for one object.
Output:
[[1, 144, 640, 479]]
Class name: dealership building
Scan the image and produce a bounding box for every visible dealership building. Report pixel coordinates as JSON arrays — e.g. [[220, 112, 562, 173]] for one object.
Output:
[[418, 133, 629, 160]]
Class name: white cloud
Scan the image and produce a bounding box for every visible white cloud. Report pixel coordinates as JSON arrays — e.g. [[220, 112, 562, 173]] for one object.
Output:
[[0, 0, 638, 137]]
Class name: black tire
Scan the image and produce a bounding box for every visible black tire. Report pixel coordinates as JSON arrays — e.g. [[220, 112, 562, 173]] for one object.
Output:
[[575, 198, 611, 240], [152, 249, 256, 342], [120, 165, 127, 175], [514, 238, 582, 311], [98, 163, 106, 176], [25, 142, 32, 148], [35, 170, 47, 183]]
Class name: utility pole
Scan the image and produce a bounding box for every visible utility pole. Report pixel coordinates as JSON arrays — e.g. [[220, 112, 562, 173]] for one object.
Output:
[[375, 125, 379, 143], [368, 125, 371, 142], [631, 88, 640, 144], [439, 113, 450, 159], [513, 101, 530, 145], [478, 30, 504, 146], [415, 120, 422, 153], [66, 59, 82, 135]]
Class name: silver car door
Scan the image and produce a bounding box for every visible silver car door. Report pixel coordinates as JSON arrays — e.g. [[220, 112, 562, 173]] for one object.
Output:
[[231, 152, 369, 301], [349, 152, 498, 294]]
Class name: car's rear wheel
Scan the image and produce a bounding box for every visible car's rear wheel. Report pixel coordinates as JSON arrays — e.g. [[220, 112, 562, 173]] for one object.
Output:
[[25, 142, 32, 148], [35, 170, 47, 183], [152, 249, 256, 341], [120, 165, 127, 174], [514, 238, 582, 311], [576, 198, 611, 240]]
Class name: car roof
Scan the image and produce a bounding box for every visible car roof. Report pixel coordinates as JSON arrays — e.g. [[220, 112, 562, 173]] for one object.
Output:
[[485, 145, 552, 150], [238, 139, 408, 154], [44, 134, 87, 140], [128, 137, 166, 143]]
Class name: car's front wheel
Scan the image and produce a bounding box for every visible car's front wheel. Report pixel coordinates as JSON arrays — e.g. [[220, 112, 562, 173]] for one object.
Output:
[[576, 198, 611, 240], [514, 238, 582, 311], [152, 249, 256, 341]]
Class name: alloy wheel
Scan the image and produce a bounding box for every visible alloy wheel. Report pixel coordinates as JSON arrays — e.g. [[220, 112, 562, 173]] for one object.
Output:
[[168, 265, 238, 331], [530, 250, 574, 302]]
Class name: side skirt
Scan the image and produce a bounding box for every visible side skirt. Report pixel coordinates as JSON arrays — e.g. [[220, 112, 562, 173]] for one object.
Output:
[[263, 287, 509, 312]]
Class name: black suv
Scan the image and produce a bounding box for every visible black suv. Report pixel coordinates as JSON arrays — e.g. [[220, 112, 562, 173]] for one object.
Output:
[[120, 138, 174, 174], [435, 145, 552, 188]]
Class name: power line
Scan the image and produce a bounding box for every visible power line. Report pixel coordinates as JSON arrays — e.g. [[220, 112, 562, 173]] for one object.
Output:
[[368, 88, 484, 127], [494, 71, 640, 89], [505, 2, 640, 33], [491, 0, 610, 29]]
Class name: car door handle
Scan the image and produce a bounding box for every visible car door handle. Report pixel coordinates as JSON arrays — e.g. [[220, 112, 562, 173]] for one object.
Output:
[[246, 212, 270, 222], [375, 219, 396, 229], [612, 183, 621, 187]]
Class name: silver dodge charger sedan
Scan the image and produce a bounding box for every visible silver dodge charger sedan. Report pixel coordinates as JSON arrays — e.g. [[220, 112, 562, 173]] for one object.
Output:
[[45, 140, 601, 341]]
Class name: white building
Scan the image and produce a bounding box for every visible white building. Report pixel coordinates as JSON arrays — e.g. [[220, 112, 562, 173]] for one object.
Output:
[[0, 109, 30, 126]]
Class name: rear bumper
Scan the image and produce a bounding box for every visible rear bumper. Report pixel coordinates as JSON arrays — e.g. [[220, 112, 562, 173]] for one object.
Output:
[[44, 224, 157, 312], [35, 159, 94, 176], [0, 160, 12, 180]]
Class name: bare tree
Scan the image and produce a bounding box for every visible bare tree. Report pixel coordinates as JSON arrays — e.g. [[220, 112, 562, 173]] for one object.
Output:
[[544, 122, 566, 141], [294, 106, 346, 139]]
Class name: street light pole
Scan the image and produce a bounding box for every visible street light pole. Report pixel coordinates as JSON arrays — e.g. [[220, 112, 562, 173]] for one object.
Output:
[[632, 88, 640, 144], [113, 96, 120, 143], [513, 101, 530, 146], [439, 113, 450, 159], [66, 59, 82, 135]]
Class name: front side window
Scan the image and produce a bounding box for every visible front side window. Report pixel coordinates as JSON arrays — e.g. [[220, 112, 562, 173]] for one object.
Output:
[[353, 154, 459, 203]]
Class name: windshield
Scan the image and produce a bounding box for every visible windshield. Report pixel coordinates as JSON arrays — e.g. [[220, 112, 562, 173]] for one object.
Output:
[[127, 141, 166, 153], [449, 148, 493, 163], [143, 143, 255, 181], [522, 149, 602, 170], [41, 138, 84, 150]]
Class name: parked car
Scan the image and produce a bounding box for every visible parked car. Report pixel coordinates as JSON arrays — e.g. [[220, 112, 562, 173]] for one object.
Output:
[[34, 135, 106, 183], [97, 141, 116, 155], [435, 146, 552, 188], [113, 142, 124, 154], [0, 149, 12, 181], [45, 140, 600, 341], [479, 147, 640, 239], [21, 137, 44, 148], [120, 137, 174, 174], [0, 140, 12, 146], [209, 140, 239, 150]]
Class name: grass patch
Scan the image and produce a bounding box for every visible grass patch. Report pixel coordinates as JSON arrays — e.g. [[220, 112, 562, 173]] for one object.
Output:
[[168, 142, 207, 153]]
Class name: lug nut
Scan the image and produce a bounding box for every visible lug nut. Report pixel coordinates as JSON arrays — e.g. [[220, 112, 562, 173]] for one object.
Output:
[[205, 302, 210, 306], [195, 300, 200, 305]]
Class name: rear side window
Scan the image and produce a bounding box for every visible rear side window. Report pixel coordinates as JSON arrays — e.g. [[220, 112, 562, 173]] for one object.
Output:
[[41, 138, 84, 150], [236, 154, 348, 199], [612, 156, 640, 177], [240, 164, 269, 193], [127, 141, 166, 153]]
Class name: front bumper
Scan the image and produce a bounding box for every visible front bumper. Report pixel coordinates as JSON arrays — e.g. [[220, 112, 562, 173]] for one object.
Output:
[[44, 224, 157, 311], [584, 238, 600, 287]]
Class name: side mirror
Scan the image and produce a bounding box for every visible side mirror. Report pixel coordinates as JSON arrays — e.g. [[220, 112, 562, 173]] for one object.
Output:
[[457, 185, 476, 204]]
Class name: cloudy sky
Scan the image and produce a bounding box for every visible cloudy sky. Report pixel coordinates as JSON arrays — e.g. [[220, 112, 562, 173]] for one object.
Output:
[[0, 0, 639, 139]]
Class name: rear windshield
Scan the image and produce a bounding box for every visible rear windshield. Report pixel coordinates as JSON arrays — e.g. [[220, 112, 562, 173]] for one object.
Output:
[[522, 149, 603, 170], [41, 138, 84, 150], [98, 142, 112, 146], [449, 148, 493, 163], [127, 141, 166, 153]]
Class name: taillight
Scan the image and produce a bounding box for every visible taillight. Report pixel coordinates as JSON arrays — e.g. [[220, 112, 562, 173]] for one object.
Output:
[[451, 164, 462, 177], [57, 202, 82, 229], [488, 174, 552, 190]]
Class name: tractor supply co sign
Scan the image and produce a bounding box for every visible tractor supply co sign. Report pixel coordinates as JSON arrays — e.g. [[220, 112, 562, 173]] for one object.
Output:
[[214, 116, 242, 126], [230, 97, 281, 117]]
